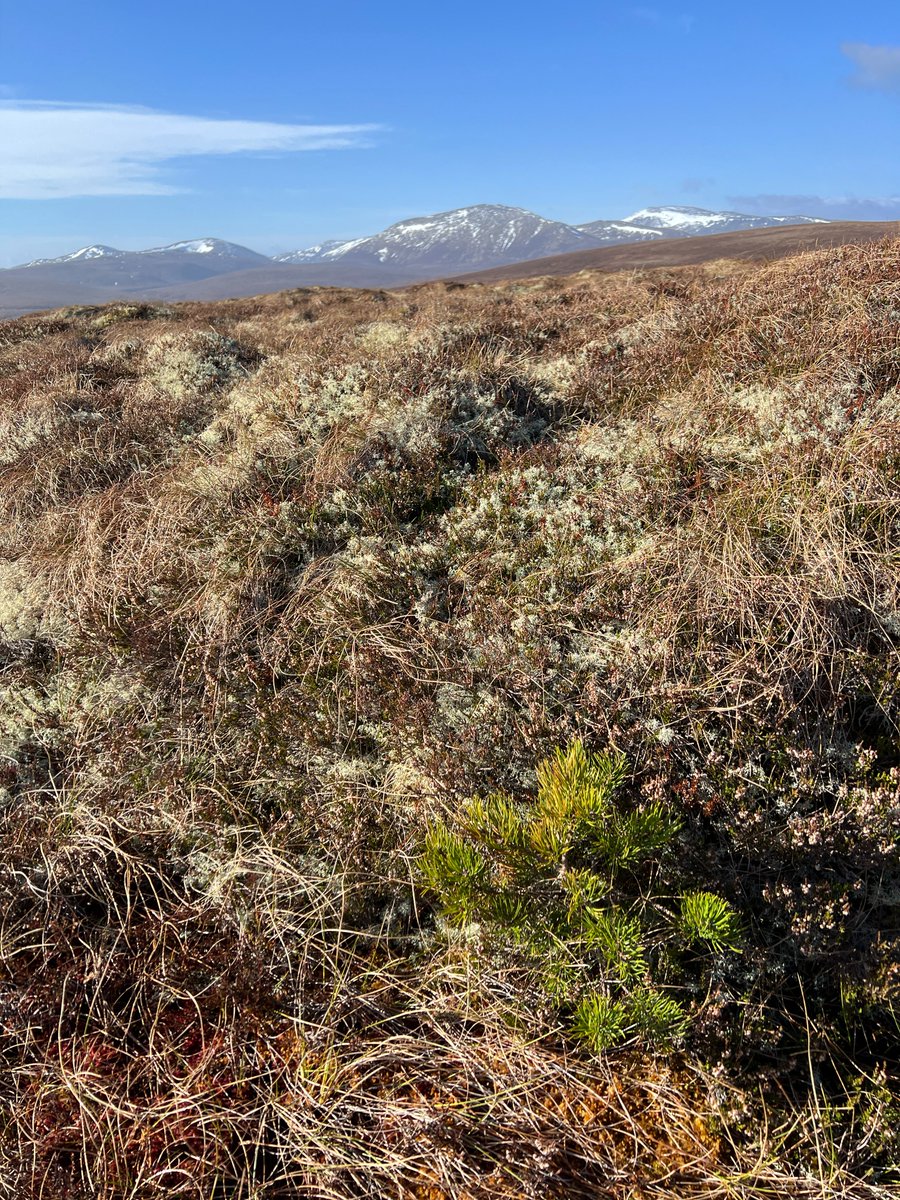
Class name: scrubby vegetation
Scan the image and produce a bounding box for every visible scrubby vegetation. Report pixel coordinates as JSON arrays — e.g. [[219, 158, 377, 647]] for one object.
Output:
[[423, 739, 741, 1052], [0, 243, 898, 1197]]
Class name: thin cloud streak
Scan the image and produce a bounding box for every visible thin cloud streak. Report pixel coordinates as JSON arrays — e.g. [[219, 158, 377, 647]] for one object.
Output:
[[0, 101, 380, 199], [841, 43, 900, 93]]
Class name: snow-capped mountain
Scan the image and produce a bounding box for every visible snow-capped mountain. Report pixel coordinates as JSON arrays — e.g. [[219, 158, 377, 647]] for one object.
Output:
[[141, 238, 271, 263], [273, 240, 353, 264], [24, 244, 124, 267], [3, 203, 843, 318], [17, 206, 830, 279], [275, 204, 828, 272], [280, 205, 604, 271], [21, 239, 269, 270], [613, 206, 828, 238]]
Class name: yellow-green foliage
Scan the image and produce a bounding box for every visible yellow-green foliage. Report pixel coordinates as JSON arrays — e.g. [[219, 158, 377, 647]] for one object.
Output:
[[422, 741, 738, 1050]]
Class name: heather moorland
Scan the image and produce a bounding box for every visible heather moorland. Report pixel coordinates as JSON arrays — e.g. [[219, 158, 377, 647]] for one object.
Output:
[[1, 241, 898, 1197]]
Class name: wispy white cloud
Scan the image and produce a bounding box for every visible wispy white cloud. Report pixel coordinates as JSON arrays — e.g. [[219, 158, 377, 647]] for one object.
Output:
[[728, 193, 900, 221], [0, 101, 379, 199], [841, 43, 900, 93]]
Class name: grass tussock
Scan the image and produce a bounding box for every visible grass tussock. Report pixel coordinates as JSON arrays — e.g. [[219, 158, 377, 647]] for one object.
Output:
[[1, 244, 899, 1197]]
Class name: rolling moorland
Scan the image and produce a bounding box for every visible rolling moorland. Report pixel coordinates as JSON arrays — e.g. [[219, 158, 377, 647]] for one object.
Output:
[[0, 238, 899, 1198]]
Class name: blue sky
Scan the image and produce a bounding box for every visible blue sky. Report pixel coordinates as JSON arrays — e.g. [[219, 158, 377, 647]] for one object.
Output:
[[1, 1, 899, 264]]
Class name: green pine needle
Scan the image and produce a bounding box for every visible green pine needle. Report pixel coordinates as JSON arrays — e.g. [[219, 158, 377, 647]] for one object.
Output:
[[679, 890, 742, 951], [572, 993, 630, 1053]]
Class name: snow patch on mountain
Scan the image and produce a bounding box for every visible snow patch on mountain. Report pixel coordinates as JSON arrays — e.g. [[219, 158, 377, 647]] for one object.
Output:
[[620, 206, 829, 236], [321, 237, 370, 259], [24, 245, 122, 267], [143, 239, 268, 259], [576, 220, 665, 242], [625, 207, 733, 230], [273, 240, 350, 264]]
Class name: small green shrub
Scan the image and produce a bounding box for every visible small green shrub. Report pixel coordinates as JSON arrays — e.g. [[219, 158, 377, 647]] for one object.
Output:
[[422, 740, 740, 1051], [679, 889, 742, 951]]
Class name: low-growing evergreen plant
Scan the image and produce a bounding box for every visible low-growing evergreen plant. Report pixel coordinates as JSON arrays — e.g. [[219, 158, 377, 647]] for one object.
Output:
[[422, 740, 741, 1050]]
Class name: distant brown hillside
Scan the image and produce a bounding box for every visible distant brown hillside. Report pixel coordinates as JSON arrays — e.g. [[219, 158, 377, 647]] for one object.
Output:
[[448, 220, 900, 282], [0, 260, 424, 321]]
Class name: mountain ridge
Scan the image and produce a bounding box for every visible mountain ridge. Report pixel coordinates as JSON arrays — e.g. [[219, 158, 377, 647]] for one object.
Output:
[[15, 203, 827, 273], [0, 203, 851, 318], [273, 202, 826, 265], [613, 205, 828, 235], [19, 238, 270, 270]]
